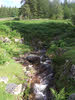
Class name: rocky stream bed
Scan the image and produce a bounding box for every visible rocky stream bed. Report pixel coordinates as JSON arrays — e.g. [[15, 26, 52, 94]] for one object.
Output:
[[17, 49, 54, 100]]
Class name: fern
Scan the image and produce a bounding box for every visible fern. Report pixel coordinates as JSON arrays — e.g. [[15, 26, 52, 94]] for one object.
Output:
[[50, 88, 65, 100]]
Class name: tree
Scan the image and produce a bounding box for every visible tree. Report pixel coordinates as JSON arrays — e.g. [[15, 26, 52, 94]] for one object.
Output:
[[29, 0, 38, 18], [50, 0, 63, 19], [0, 6, 19, 18], [64, 0, 71, 19], [20, 0, 50, 19], [19, 4, 31, 19]]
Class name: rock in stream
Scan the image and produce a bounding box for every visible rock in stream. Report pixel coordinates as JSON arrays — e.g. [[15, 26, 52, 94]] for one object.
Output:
[[26, 50, 54, 100]]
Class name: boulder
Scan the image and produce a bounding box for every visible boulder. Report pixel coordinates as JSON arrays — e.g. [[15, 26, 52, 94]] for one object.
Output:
[[68, 93, 75, 100], [26, 54, 40, 64], [3, 37, 11, 43], [0, 77, 8, 84], [14, 38, 24, 44], [6, 83, 23, 95]]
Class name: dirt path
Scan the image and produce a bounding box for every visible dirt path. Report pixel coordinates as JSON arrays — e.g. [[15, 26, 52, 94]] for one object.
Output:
[[0, 17, 14, 21]]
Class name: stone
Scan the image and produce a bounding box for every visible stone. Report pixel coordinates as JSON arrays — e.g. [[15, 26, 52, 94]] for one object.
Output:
[[34, 83, 47, 100], [6, 83, 23, 95], [26, 54, 40, 64], [0, 77, 8, 84], [3, 37, 11, 43], [68, 93, 75, 100], [40, 55, 47, 62], [38, 49, 46, 55], [14, 38, 24, 44], [14, 39, 20, 43], [34, 83, 47, 92]]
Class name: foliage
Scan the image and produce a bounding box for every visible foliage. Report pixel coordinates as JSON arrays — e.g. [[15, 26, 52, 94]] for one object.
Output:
[[0, 19, 74, 100], [20, 0, 75, 19], [23, 83, 30, 100], [51, 88, 65, 100], [0, 25, 11, 34], [71, 14, 75, 25], [0, 60, 25, 100], [4, 20, 74, 47], [0, 48, 10, 64], [0, 6, 19, 18]]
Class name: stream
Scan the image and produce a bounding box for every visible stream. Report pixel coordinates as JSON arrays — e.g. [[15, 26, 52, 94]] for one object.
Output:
[[25, 49, 54, 100]]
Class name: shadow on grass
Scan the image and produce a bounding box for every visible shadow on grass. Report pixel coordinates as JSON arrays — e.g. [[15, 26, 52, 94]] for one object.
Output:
[[4, 20, 75, 48]]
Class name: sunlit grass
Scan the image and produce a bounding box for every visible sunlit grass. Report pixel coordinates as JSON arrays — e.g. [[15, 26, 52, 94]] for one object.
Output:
[[0, 60, 24, 100]]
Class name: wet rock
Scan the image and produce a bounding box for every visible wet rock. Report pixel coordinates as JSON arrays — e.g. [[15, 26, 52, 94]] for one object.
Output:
[[6, 83, 23, 95], [68, 93, 75, 100], [26, 52, 53, 100], [26, 54, 40, 64], [0, 77, 8, 84], [40, 55, 47, 62], [34, 83, 47, 100], [38, 63, 53, 75], [41, 73, 54, 84], [38, 49, 46, 55], [45, 59, 52, 64]]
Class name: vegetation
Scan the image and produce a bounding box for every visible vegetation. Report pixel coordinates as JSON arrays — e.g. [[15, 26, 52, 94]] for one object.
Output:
[[71, 14, 75, 25], [20, 0, 75, 20], [51, 88, 65, 100], [0, 4, 75, 98], [0, 21, 31, 100], [0, 6, 19, 18]]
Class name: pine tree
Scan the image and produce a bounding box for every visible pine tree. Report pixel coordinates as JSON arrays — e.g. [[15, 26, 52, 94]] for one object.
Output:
[[29, 0, 38, 18], [64, 0, 71, 19], [50, 0, 63, 19]]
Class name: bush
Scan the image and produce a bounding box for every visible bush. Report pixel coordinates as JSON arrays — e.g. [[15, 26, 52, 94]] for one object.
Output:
[[71, 14, 75, 25], [0, 48, 10, 64]]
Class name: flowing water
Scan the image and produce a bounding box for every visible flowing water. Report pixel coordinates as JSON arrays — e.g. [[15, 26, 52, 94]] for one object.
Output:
[[26, 49, 54, 100]]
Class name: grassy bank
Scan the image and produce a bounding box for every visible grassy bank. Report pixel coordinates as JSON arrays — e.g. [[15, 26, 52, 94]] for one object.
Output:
[[0, 19, 75, 99]]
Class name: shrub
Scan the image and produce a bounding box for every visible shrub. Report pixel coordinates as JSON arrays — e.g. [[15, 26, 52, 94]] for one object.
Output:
[[47, 40, 66, 57], [71, 14, 75, 25]]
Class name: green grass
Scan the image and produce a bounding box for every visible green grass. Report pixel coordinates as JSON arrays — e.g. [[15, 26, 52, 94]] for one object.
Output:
[[64, 47, 75, 64], [0, 60, 24, 100], [0, 19, 74, 47], [0, 20, 32, 100], [0, 19, 74, 99]]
